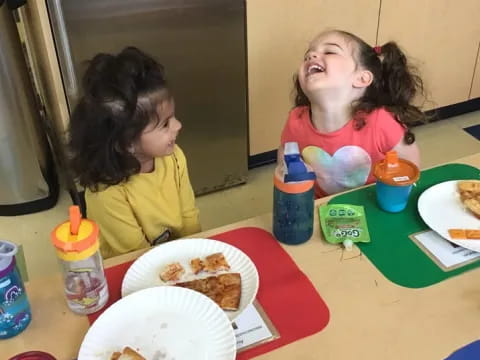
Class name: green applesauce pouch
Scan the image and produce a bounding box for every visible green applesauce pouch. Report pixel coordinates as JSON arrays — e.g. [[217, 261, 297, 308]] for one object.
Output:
[[319, 204, 371, 250]]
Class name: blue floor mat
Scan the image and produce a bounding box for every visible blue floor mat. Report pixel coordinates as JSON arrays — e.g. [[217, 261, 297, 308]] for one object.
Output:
[[463, 124, 480, 140], [445, 340, 480, 360]]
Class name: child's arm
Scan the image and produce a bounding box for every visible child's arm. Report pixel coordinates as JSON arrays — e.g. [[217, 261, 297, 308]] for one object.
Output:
[[175, 147, 201, 236], [275, 145, 285, 179], [277, 145, 284, 164], [392, 138, 421, 168], [86, 187, 149, 257], [376, 108, 421, 168]]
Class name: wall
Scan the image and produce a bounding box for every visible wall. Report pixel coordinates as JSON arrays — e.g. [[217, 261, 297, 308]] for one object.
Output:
[[22, 0, 480, 160], [377, 0, 480, 109], [246, 0, 380, 155], [471, 42, 480, 99]]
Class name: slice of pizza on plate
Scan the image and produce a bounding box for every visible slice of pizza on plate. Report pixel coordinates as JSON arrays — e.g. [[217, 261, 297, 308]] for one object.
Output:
[[190, 258, 204, 274], [203, 252, 231, 273], [174, 273, 241, 311], [110, 346, 145, 360], [159, 262, 185, 282], [457, 180, 480, 218]]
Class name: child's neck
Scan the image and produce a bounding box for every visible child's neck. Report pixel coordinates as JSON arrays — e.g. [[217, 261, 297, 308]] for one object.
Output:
[[139, 158, 155, 173], [310, 102, 352, 133]]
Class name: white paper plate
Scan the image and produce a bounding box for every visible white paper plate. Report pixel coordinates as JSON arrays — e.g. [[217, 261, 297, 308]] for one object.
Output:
[[78, 286, 236, 360], [418, 180, 480, 252], [121, 238, 259, 321]]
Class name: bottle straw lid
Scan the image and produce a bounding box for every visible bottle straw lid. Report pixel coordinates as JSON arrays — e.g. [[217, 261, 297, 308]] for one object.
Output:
[[51, 206, 99, 261], [284, 142, 300, 155], [0, 240, 18, 274], [0, 240, 18, 258], [373, 151, 420, 186], [69, 205, 81, 235], [385, 151, 399, 167]]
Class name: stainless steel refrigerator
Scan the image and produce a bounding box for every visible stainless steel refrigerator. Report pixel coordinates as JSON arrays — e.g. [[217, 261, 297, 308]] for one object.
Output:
[[0, 0, 58, 215], [47, 0, 248, 195]]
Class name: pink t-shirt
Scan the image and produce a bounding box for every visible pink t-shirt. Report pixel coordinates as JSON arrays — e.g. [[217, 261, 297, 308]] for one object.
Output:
[[281, 106, 405, 198]]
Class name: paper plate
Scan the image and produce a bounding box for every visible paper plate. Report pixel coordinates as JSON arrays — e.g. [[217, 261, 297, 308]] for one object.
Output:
[[418, 180, 480, 252], [78, 286, 236, 360], [121, 238, 259, 321]]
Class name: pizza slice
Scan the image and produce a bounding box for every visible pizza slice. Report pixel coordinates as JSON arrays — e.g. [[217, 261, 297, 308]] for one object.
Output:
[[464, 198, 480, 218], [458, 180, 480, 194], [110, 347, 145, 360], [174, 273, 241, 311], [159, 262, 185, 282], [190, 258, 204, 274], [203, 253, 231, 273], [457, 180, 480, 218], [216, 273, 242, 311]]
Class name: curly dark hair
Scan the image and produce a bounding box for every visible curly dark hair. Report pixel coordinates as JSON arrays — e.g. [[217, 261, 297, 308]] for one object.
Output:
[[294, 30, 427, 144], [68, 47, 170, 191]]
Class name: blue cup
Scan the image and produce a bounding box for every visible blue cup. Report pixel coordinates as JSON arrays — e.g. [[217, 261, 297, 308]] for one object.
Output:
[[373, 151, 419, 213], [375, 181, 414, 212]]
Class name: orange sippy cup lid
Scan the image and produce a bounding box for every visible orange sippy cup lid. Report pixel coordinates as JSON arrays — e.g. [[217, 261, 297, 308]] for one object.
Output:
[[51, 206, 99, 261], [373, 151, 420, 186]]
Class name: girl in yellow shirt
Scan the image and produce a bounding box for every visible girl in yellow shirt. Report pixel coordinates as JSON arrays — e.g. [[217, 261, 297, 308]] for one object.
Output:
[[68, 47, 201, 258]]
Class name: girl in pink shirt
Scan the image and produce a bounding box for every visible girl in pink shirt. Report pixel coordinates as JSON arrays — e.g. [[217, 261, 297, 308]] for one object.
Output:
[[279, 29, 426, 198]]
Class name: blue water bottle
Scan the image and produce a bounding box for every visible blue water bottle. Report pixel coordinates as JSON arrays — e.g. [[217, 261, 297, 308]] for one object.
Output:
[[0, 240, 31, 339], [273, 142, 316, 244]]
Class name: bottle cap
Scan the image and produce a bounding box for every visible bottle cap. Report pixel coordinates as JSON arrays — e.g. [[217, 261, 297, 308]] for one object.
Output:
[[373, 151, 419, 186], [283, 142, 316, 183], [343, 239, 354, 251], [284, 141, 300, 155], [50, 206, 99, 261]]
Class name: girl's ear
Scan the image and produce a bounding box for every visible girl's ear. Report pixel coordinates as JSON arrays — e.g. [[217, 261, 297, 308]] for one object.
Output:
[[353, 69, 374, 88]]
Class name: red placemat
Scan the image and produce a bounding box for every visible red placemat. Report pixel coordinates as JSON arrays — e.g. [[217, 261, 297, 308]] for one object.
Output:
[[87, 227, 330, 359]]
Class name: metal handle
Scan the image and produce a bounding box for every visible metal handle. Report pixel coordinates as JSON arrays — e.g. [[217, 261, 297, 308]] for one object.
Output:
[[47, 0, 78, 99]]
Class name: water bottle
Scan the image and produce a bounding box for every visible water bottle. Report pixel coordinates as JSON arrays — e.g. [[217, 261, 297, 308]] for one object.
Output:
[[50, 206, 109, 315], [0, 240, 31, 339], [273, 142, 316, 245]]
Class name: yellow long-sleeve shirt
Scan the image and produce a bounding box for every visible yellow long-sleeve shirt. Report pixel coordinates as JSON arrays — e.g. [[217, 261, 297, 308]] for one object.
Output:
[[85, 145, 201, 258]]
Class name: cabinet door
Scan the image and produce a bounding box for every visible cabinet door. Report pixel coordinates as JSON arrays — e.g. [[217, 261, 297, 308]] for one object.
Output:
[[470, 42, 480, 99], [247, 0, 380, 156], [377, 0, 480, 109]]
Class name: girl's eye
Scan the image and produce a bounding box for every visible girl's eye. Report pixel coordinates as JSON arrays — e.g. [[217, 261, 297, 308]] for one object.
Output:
[[304, 52, 315, 61], [325, 51, 335, 55], [158, 118, 170, 129]]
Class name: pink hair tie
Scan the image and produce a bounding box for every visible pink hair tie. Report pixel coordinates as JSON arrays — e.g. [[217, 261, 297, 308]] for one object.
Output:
[[373, 46, 382, 55]]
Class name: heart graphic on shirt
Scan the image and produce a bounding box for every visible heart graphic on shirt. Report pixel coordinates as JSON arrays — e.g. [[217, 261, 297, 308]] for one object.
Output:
[[302, 145, 372, 194]]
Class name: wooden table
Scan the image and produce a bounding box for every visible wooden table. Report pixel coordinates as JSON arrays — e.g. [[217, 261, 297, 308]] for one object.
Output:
[[4, 154, 480, 360]]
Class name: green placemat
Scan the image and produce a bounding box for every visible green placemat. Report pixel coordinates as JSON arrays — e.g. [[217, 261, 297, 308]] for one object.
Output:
[[328, 163, 480, 288]]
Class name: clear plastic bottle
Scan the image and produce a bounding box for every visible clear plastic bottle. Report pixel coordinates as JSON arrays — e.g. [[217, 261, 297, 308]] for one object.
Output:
[[51, 206, 109, 315]]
